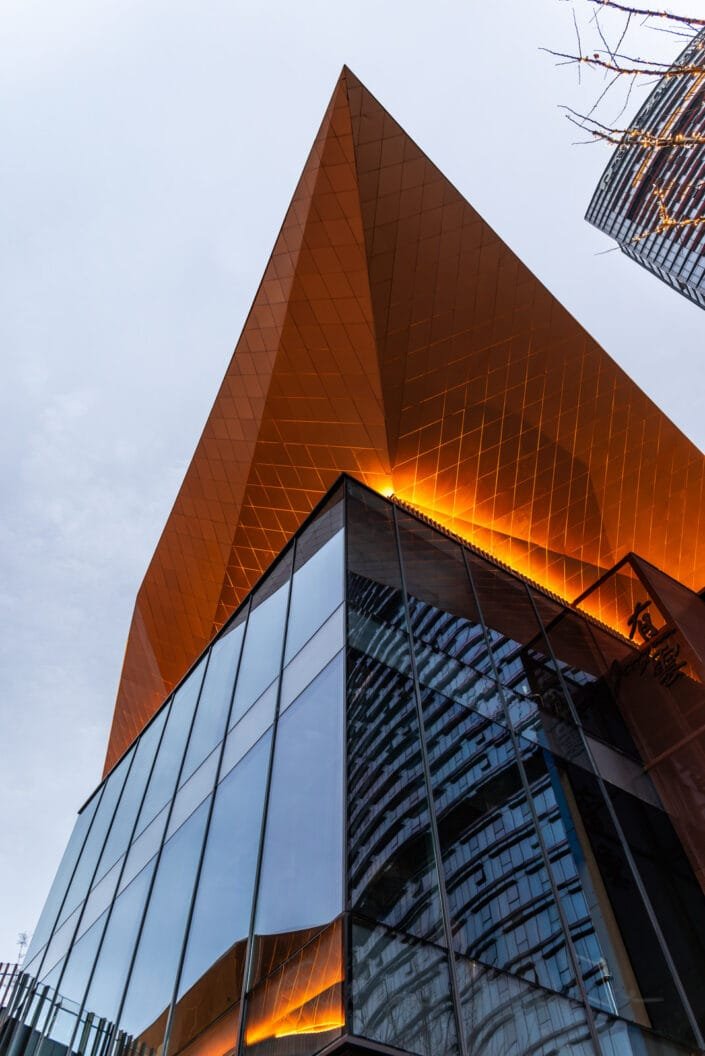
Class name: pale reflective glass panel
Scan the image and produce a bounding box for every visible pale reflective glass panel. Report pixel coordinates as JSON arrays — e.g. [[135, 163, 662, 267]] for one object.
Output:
[[25, 793, 100, 964], [83, 860, 156, 1024], [280, 605, 344, 713], [284, 527, 344, 663], [119, 799, 210, 1042], [166, 748, 219, 839], [255, 653, 344, 938], [57, 751, 133, 928], [119, 804, 169, 894], [181, 615, 246, 782], [169, 733, 272, 1056], [96, 709, 167, 882], [222, 682, 277, 777], [136, 656, 206, 834], [231, 560, 291, 724]]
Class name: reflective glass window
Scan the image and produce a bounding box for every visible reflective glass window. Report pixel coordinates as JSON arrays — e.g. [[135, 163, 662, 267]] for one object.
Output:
[[96, 709, 167, 882], [221, 683, 277, 778], [231, 556, 292, 724], [421, 689, 583, 1001], [136, 656, 206, 834], [181, 614, 246, 782], [284, 526, 344, 663], [78, 858, 122, 941], [169, 733, 272, 1056], [119, 805, 168, 894], [83, 860, 157, 1024], [25, 793, 100, 964], [119, 800, 210, 1043], [346, 486, 445, 945], [58, 751, 133, 928], [280, 605, 344, 713], [166, 748, 219, 839], [351, 920, 460, 1056], [243, 920, 344, 1056], [255, 653, 344, 940], [455, 951, 594, 1056], [531, 749, 696, 1045]]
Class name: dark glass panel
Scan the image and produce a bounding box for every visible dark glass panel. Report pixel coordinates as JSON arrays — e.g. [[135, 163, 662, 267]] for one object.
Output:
[[538, 753, 698, 1047], [24, 793, 101, 965], [118, 799, 210, 1044], [347, 631, 444, 944], [595, 1011, 700, 1056], [136, 657, 207, 835], [82, 860, 157, 1025], [351, 919, 460, 1056], [96, 710, 168, 883], [243, 920, 344, 1056], [231, 552, 292, 726], [455, 952, 594, 1056], [181, 611, 247, 783], [57, 751, 133, 929], [254, 654, 343, 943], [284, 519, 344, 663], [530, 594, 642, 758], [421, 688, 582, 1001], [346, 487, 445, 945], [606, 780, 705, 1039], [168, 732, 272, 1056], [395, 508, 493, 673], [464, 553, 553, 695]]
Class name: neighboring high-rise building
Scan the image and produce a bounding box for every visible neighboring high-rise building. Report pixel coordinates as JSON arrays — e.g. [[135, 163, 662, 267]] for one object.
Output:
[[3, 69, 705, 1056], [587, 29, 705, 309]]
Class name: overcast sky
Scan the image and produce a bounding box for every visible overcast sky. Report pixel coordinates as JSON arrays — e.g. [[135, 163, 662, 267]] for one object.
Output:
[[1, 0, 703, 962]]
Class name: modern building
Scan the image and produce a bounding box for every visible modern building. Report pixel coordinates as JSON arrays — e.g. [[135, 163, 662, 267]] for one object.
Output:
[[586, 28, 705, 309], [3, 68, 705, 1056]]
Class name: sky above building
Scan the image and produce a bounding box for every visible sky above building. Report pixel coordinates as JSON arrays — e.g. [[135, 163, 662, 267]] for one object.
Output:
[[1, 0, 702, 962]]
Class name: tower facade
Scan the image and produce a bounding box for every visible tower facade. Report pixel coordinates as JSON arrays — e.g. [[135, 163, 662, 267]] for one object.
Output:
[[587, 29, 705, 309], [4, 70, 705, 1056]]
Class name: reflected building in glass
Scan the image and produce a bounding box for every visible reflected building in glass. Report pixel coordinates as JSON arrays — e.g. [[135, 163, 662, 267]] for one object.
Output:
[[4, 67, 705, 1056]]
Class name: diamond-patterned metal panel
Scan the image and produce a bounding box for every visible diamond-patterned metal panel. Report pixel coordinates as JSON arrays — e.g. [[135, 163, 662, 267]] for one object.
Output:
[[105, 68, 705, 772]]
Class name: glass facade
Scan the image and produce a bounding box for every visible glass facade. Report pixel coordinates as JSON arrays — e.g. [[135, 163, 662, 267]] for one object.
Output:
[[5, 478, 705, 1056]]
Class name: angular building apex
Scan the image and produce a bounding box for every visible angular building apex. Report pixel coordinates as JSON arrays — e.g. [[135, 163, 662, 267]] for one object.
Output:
[[106, 67, 705, 772]]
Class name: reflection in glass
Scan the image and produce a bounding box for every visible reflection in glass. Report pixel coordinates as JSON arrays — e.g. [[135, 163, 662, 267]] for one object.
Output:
[[25, 793, 100, 966], [169, 733, 272, 1056], [119, 799, 210, 1045], [181, 614, 247, 782], [352, 919, 460, 1056], [231, 570, 290, 725], [244, 920, 344, 1056], [57, 751, 133, 929], [96, 710, 167, 884], [455, 951, 594, 1056], [137, 657, 207, 834], [421, 689, 584, 1002], [83, 861, 156, 1025], [284, 528, 344, 663], [255, 654, 343, 941]]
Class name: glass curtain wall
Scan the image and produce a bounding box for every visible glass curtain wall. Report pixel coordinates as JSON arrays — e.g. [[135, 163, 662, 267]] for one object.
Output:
[[7, 478, 705, 1056], [5, 486, 346, 1056], [345, 481, 705, 1056]]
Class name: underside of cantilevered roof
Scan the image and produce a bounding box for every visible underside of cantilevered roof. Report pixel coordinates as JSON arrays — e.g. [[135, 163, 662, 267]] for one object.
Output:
[[105, 67, 705, 773]]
